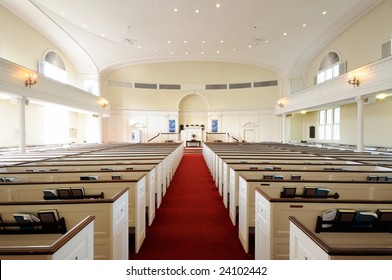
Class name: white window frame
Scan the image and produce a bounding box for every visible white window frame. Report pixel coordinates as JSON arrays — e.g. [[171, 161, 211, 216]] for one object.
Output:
[[319, 107, 340, 142]]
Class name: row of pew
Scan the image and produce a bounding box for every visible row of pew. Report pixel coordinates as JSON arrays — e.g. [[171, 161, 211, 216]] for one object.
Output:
[[203, 142, 392, 260], [0, 142, 183, 260]]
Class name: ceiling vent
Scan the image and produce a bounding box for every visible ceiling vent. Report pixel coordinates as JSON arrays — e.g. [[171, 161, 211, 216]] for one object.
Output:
[[134, 83, 157, 89], [229, 82, 252, 89], [159, 84, 181, 90], [253, 80, 278, 88], [205, 84, 227, 90]]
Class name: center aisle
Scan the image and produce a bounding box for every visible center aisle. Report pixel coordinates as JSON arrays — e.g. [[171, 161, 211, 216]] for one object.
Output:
[[130, 153, 253, 260]]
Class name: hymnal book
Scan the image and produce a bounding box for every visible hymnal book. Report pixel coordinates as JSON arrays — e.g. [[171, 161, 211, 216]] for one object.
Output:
[[273, 175, 284, 180], [315, 188, 330, 198], [335, 209, 356, 223], [367, 175, 378, 181], [70, 187, 85, 197], [273, 167, 282, 170], [239, 161, 248, 163], [263, 175, 273, 180], [249, 166, 258, 170], [38, 209, 60, 223], [126, 167, 134, 170], [377, 176, 387, 182], [264, 166, 273, 170], [291, 174, 301, 181], [376, 209, 392, 222], [49, 168, 60, 172], [101, 168, 115, 171], [43, 189, 58, 199], [282, 187, 296, 198], [57, 187, 71, 198], [353, 211, 378, 228], [303, 187, 317, 197], [112, 175, 123, 181], [322, 209, 337, 228], [13, 213, 40, 231], [80, 175, 98, 181]]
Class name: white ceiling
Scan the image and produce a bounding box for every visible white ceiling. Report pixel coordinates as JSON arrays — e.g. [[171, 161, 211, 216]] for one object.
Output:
[[0, 0, 382, 76]]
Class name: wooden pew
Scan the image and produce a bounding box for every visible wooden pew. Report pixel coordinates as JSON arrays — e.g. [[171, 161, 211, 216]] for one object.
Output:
[[0, 215, 95, 260], [0, 168, 156, 226], [228, 167, 392, 222], [288, 216, 392, 260], [253, 185, 392, 259], [0, 185, 130, 259], [0, 179, 146, 256]]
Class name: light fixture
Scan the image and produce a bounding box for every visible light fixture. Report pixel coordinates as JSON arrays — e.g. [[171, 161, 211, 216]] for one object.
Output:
[[348, 73, 360, 87], [101, 101, 109, 108], [25, 73, 37, 88], [277, 101, 284, 108]]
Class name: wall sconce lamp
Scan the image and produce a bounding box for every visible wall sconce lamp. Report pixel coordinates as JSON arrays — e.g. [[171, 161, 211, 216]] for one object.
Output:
[[101, 101, 109, 108], [25, 73, 37, 88], [348, 73, 360, 87], [277, 101, 284, 108]]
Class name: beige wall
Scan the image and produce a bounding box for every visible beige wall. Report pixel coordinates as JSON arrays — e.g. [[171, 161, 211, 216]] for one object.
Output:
[[289, 0, 392, 147], [0, 4, 78, 86], [303, 0, 392, 89], [102, 61, 279, 110]]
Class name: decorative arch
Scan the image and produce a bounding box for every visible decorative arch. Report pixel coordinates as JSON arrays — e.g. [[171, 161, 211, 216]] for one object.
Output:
[[318, 51, 341, 71], [177, 91, 210, 110], [43, 50, 66, 71]]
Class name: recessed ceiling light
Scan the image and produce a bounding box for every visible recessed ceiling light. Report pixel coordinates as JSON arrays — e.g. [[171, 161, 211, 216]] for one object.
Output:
[[233, 49, 237, 52], [220, 40, 224, 43], [174, 8, 178, 12], [184, 40, 188, 43], [283, 32, 287, 36], [216, 3, 221, 8], [170, 51, 174, 55], [216, 50, 220, 54], [138, 46, 141, 49], [202, 40, 206, 43], [102, 33, 106, 37], [185, 52, 189, 55], [264, 40, 269, 43], [302, 23, 307, 27], [195, 9, 200, 13], [167, 40, 171, 44], [322, 11, 327, 15], [248, 45, 252, 48], [61, 11, 66, 15], [201, 51, 204, 55], [82, 24, 87, 28]]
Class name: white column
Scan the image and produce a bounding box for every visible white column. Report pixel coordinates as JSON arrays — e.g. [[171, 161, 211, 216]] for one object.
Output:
[[356, 96, 365, 152], [98, 115, 103, 144], [281, 113, 286, 143], [18, 96, 28, 153]]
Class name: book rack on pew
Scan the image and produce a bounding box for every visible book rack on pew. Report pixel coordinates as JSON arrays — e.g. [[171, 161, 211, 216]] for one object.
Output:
[[0, 217, 67, 234], [44, 192, 104, 200], [315, 216, 392, 233], [280, 187, 339, 199]]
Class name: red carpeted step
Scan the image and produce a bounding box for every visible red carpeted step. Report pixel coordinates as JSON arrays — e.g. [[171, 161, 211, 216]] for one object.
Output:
[[130, 154, 252, 260]]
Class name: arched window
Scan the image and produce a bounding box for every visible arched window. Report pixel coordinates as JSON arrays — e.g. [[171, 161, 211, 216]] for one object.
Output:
[[316, 51, 345, 84], [39, 51, 67, 83]]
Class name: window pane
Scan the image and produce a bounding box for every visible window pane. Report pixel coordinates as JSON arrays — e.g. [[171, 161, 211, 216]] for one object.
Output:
[[319, 110, 326, 125], [319, 125, 325, 140], [332, 64, 340, 77], [334, 108, 341, 124], [326, 109, 333, 124], [317, 72, 325, 84], [333, 124, 340, 141], [325, 124, 332, 140], [325, 67, 333, 80]]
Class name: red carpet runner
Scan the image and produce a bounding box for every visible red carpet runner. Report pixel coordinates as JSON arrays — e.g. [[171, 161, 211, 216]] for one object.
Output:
[[130, 153, 253, 260]]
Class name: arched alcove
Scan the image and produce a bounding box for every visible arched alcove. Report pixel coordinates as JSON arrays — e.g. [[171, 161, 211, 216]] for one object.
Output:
[[178, 93, 209, 130]]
